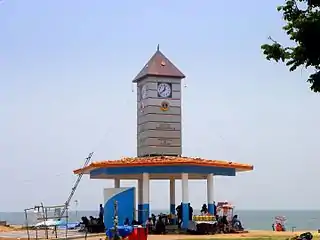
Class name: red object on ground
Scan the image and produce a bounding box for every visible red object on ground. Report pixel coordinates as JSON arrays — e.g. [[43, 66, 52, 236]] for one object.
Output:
[[275, 223, 283, 231], [128, 227, 148, 240]]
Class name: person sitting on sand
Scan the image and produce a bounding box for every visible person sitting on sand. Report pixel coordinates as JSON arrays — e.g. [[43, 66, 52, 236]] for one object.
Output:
[[151, 214, 156, 226], [80, 216, 89, 231], [232, 215, 243, 230], [146, 217, 153, 226], [89, 216, 97, 225], [155, 215, 166, 234], [146, 218, 153, 232]]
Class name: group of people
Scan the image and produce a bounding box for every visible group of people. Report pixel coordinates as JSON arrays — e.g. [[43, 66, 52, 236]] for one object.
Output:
[[79, 204, 105, 233], [145, 214, 168, 234], [176, 202, 194, 227], [176, 202, 243, 232], [175, 202, 218, 227], [92, 202, 243, 234]]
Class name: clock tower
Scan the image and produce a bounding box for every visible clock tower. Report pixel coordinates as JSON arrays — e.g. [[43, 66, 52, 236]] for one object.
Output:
[[133, 46, 185, 157]]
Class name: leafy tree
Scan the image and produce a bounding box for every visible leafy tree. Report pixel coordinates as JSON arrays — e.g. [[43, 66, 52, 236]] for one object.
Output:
[[261, 0, 320, 92]]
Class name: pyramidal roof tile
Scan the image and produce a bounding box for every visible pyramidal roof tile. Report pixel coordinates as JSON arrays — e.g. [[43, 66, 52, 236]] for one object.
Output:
[[132, 46, 185, 83]]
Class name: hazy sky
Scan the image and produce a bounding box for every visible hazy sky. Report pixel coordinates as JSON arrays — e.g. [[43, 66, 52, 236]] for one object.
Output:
[[1, 0, 319, 212]]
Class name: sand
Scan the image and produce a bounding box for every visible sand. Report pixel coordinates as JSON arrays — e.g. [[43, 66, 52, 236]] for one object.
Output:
[[147, 230, 319, 239], [0, 226, 22, 233], [0, 230, 317, 240]]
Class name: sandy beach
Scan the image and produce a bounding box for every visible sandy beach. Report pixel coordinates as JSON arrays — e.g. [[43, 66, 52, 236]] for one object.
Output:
[[0, 229, 318, 240], [149, 230, 319, 239], [0, 226, 22, 233]]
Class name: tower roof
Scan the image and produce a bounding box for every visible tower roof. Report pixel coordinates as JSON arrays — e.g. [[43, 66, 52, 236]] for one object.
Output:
[[132, 45, 186, 83]]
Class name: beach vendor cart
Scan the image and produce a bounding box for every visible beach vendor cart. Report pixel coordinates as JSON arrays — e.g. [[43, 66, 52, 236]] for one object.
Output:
[[216, 202, 245, 233], [187, 212, 217, 234], [217, 202, 234, 222], [273, 216, 286, 232]]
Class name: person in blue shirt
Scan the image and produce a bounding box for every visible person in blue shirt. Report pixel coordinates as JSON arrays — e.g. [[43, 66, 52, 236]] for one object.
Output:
[[99, 204, 104, 221], [213, 201, 217, 216]]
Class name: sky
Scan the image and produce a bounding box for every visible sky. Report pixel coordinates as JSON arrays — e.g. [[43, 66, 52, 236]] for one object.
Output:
[[1, 0, 319, 212]]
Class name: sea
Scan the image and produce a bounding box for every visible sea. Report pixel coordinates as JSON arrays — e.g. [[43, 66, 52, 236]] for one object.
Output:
[[1, 210, 320, 231]]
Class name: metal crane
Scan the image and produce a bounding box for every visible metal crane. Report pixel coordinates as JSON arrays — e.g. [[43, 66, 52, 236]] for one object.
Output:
[[59, 152, 94, 218]]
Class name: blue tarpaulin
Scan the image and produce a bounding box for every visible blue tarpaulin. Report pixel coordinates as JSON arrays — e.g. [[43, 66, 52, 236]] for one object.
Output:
[[106, 226, 133, 238]]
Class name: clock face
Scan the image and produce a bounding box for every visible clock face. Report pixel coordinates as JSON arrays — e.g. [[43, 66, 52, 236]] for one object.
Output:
[[141, 84, 148, 99], [157, 82, 172, 98]]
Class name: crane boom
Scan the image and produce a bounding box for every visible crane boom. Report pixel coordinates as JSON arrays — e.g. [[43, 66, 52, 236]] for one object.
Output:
[[60, 152, 94, 218]]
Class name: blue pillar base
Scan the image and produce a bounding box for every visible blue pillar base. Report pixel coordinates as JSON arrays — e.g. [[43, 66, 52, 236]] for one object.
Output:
[[138, 204, 143, 223], [208, 203, 214, 215], [182, 203, 189, 229], [170, 204, 176, 224], [170, 204, 176, 215], [141, 203, 149, 225]]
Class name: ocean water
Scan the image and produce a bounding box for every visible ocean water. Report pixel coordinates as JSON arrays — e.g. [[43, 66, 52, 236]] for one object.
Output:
[[0, 210, 319, 231]]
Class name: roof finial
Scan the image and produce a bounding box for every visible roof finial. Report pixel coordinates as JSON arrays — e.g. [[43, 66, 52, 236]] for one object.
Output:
[[157, 44, 160, 51]]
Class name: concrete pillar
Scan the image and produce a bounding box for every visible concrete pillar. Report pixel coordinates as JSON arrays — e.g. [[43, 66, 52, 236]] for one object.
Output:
[[169, 178, 175, 215], [181, 173, 189, 229], [114, 178, 120, 188], [169, 178, 176, 224], [142, 173, 150, 224], [207, 174, 214, 215], [137, 179, 143, 223]]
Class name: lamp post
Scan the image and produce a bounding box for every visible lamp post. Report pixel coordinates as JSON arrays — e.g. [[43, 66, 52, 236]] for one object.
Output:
[[74, 200, 79, 219], [113, 201, 120, 240]]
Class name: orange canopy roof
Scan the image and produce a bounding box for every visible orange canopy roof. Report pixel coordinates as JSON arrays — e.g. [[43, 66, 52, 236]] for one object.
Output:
[[73, 156, 253, 174]]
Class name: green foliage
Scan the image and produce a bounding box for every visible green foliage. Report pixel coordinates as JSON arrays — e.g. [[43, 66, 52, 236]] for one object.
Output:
[[261, 0, 320, 92]]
